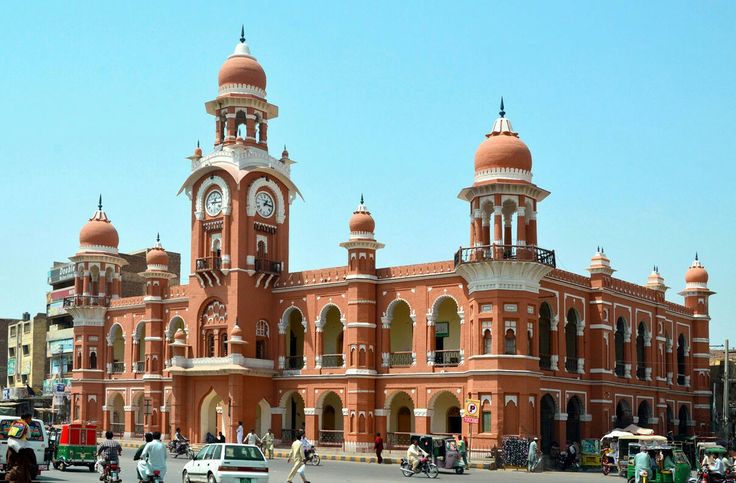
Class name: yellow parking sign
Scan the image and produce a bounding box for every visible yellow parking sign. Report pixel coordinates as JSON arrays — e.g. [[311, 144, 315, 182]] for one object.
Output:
[[464, 398, 481, 423]]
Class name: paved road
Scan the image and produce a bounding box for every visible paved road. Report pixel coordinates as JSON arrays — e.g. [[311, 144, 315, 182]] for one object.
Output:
[[36, 453, 615, 483]]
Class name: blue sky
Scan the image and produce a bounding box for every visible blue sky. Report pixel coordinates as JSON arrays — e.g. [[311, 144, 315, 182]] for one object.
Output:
[[1, 2, 734, 343]]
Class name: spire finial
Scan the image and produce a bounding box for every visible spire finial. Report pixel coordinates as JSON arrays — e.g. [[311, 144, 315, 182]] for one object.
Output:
[[499, 96, 505, 118], [156, 232, 160, 243], [197, 140, 200, 148], [695, 252, 699, 261], [240, 25, 245, 43], [98, 194, 103, 211], [360, 193, 364, 205]]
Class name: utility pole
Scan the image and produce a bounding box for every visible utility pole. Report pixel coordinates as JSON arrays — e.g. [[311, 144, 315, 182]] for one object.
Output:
[[724, 340, 730, 442]]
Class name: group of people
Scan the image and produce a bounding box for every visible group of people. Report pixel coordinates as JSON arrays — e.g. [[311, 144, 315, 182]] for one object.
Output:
[[97, 430, 167, 483], [632, 446, 680, 483], [403, 435, 468, 472], [234, 422, 276, 459], [701, 448, 736, 478]]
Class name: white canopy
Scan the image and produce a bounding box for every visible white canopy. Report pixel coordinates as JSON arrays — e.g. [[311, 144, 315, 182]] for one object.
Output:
[[601, 430, 634, 440], [621, 424, 655, 435]]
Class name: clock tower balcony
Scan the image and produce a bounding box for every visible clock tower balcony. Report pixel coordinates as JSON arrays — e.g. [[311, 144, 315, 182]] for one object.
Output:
[[454, 244, 556, 294]]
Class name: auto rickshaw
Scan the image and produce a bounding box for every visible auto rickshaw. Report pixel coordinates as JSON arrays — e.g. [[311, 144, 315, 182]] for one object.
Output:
[[695, 444, 727, 471], [616, 434, 668, 476], [52, 423, 97, 471], [411, 435, 467, 474], [625, 442, 691, 483]]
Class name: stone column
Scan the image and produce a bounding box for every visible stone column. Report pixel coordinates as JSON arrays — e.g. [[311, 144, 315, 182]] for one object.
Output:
[[503, 214, 512, 246], [222, 213, 231, 269], [550, 313, 560, 371], [124, 405, 135, 439]]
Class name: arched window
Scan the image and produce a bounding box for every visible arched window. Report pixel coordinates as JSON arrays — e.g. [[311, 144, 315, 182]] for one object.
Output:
[[636, 322, 647, 380], [538, 303, 552, 370], [527, 330, 533, 356], [76, 349, 82, 369], [483, 329, 492, 355], [504, 329, 516, 355], [236, 110, 247, 139], [677, 334, 687, 385], [256, 320, 269, 360], [221, 334, 228, 357], [89, 351, 97, 369], [207, 333, 215, 357], [481, 400, 492, 433], [565, 309, 579, 372], [615, 318, 626, 377]]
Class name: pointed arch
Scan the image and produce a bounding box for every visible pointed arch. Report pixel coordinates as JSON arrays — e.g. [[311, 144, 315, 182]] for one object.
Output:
[[384, 298, 414, 324], [166, 316, 187, 341], [280, 305, 306, 333], [430, 294, 462, 320]]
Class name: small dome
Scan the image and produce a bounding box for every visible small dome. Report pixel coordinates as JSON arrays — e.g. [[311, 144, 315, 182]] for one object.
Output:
[[146, 235, 169, 268], [174, 328, 186, 342], [349, 196, 375, 234], [218, 34, 266, 91], [230, 324, 243, 338], [474, 132, 532, 173], [685, 256, 708, 284], [194, 145, 203, 157], [79, 198, 119, 251]]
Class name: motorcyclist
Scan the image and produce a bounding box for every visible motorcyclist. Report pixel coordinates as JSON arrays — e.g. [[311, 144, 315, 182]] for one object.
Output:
[[406, 438, 428, 473], [5, 413, 35, 483], [134, 433, 154, 482], [96, 431, 122, 481], [174, 427, 188, 453], [141, 431, 167, 481]]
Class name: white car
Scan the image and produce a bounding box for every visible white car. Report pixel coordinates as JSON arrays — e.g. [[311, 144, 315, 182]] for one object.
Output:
[[0, 416, 50, 477], [182, 443, 268, 483]]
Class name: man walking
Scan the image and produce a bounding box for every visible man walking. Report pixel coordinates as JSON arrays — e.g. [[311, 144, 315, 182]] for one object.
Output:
[[236, 421, 244, 444], [261, 429, 275, 459], [528, 437, 540, 472], [374, 432, 384, 464], [287, 431, 310, 483], [246, 428, 260, 446]]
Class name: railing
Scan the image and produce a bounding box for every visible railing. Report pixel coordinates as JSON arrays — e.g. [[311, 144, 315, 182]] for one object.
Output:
[[134, 361, 145, 373], [110, 423, 125, 436], [321, 354, 344, 368], [195, 256, 222, 272], [539, 354, 551, 370], [281, 429, 300, 443], [285, 356, 304, 370], [390, 352, 414, 367], [318, 430, 344, 445], [386, 432, 412, 448], [434, 350, 461, 367], [255, 258, 282, 275], [63, 295, 110, 308], [615, 361, 625, 377], [111, 362, 125, 374], [454, 244, 556, 268], [565, 357, 578, 372]]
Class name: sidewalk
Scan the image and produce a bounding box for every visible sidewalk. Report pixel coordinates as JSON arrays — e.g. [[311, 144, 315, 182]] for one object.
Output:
[[117, 439, 496, 470]]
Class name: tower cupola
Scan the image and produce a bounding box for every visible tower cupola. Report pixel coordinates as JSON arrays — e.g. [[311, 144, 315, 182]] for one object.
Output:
[[218, 25, 267, 95], [645, 266, 668, 292], [348, 195, 376, 239], [587, 247, 615, 277], [473, 99, 533, 185], [78, 196, 119, 254], [145, 234, 170, 272]]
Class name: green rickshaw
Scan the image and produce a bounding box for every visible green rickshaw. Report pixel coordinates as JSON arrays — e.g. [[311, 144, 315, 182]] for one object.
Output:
[[411, 435, 467, 474], [625, 442, 691, 483], [52, 423, 97, 471], [695, 444, 727, 472]]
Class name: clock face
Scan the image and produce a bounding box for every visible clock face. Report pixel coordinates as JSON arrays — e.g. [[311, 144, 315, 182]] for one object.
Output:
[[205, 190, 223, 216], [255, 191, 275, 218]]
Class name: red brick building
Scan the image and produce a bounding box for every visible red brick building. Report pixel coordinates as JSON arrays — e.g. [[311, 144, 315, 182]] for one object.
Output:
[[66, 33, 714, 451]]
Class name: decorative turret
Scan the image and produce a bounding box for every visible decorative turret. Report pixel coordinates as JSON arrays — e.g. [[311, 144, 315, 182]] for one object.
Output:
[[228, 321, 247, 356], [140, 234, 176, 299], [588, 247, 615, 277], [170, 328, 188, 359], [78, 195, 120, 255], [679, 254, 714, 315], [645, 266, 668, 293], [339, 196, 384, 275]]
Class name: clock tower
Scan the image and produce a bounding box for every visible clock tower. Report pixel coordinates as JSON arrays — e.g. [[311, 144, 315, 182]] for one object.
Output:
[[177, 28, 302, 359]]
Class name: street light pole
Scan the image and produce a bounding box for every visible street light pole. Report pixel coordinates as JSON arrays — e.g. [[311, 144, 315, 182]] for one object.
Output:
[[724, 340, 730, 441]]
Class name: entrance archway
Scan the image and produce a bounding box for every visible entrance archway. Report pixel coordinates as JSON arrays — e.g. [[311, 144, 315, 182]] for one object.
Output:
[[255, 399, 271, 437], [199, 389, 224, 442], [666, 405, 674, 435], [566, 396, 582, 444], [540, 394, 556, 454], [133, 393, 145, 436], [637, 400, 651, 428], [282, 391, 305, 442], [678, 405, 690, 435], [387, 391, 415, 447], [616, 400, 633, 428], [429, 391, 461, 434], [110, 393, 124, 435], [318, 391, 344, 444]]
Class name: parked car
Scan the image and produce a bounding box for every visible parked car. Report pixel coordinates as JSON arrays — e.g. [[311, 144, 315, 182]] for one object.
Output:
[[182, 443, 268, 483]]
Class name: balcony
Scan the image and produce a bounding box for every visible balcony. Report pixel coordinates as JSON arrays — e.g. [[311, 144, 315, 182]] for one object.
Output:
[[434, 349, 461, 367], [389, 351, 414, 367], [255, 258, 282, 275], [134, 361, 145, 373], [454, 244, 556, 268], [110, 362, 125, 374], [539, 354, 551, 370], [63, 295, 110, 308], [321, 354, 344, 368], [195, 256, 222, 272], [285, 356, 304, 370], [318, 430, 344, 446]]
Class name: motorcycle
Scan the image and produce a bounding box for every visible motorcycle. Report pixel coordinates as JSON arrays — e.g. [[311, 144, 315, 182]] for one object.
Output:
[[101, 461, 121, 483], [691, 466, 734, 483], [602, 453, 616, 476], [304, 448, 321, 466], [400, 456, 439, 478], [557, 450, 579, 471], [167, 440, 194, 459], [144, 469, 164, 483]]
